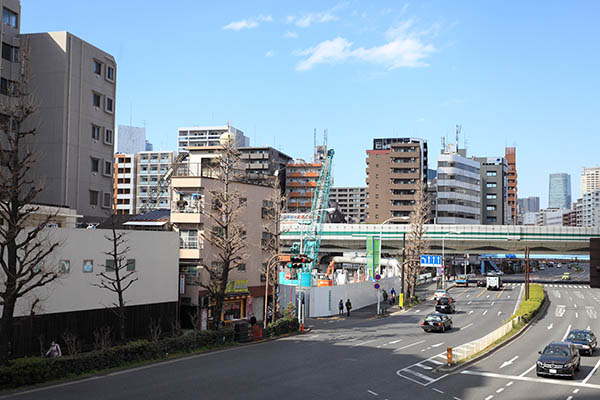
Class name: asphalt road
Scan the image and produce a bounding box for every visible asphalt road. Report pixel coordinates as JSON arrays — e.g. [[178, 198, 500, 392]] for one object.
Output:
[[1, 282, 525, 400]]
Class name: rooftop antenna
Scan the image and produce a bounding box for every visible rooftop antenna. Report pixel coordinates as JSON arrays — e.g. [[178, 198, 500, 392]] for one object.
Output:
[[441, 136, 446, 152], [313, 128, 317, 162], [455, 124, 462, 148], [324, 128, 328, 150]]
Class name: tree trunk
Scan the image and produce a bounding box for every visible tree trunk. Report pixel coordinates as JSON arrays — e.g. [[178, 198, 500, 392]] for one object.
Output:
[[0, 298, 16, 365]]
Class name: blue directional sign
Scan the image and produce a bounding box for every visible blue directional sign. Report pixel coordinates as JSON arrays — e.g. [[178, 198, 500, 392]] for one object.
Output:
[[420, 255, 442, 267]]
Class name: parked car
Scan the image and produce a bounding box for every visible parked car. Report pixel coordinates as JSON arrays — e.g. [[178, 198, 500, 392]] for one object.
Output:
[[435, 297, 456, 314], [477, 279, 486, 287], [539, 265, 546, 271], [421, 313, 453, 333], [536, 342, 580, 378], [433, 289, 448, 300], [565, 330, 597, 355], [562, 272, 571, 281]]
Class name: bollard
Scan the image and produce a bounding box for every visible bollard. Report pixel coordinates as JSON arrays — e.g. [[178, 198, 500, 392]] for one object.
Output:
[[447, 347, 453, 366], [301, 323, 304, 332]]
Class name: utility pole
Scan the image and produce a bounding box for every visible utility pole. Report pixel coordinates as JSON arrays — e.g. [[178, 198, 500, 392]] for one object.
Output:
[[401, 232, 406, 306], [525, 247, 530, 301]]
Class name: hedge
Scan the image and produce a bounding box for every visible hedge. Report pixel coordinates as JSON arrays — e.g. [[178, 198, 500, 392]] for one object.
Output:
[[264, 316, 299, 338], [0, 328, 234, 390], [512, 283, 545, 323]]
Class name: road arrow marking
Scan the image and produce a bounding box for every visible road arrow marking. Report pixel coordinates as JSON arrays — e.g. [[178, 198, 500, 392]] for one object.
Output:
[[501, 356, 519, 369], [547, 323, 553, 330]]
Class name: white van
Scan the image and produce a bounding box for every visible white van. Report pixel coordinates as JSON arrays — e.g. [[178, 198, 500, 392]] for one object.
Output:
[[487, 275, 502, 290]]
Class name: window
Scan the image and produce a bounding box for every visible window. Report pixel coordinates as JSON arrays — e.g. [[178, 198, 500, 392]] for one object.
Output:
[[102, 192, 111, 208], [0, 78, 16, 96], [105, 97, 113, 112], [83, 260, 93, 273], [91, 158, 99, 172], [106, 66, 114, 81], [486, 171, 497, 177], [104, 129, 113, 144], [237, 263, 246, 272], [2, 42, 18, 62], [179, 230, 198, 249], [103, 160, 112, 175], [486, 205, 497, 211], [486, 194, 497, 199], [239, 197, 247, 206], [91, 124, 101, 140], [93, 60, 102, 75], [105, 259, 115, 272], [2, 8, 17, 28], [89, 190, 99, 206], [375, 184, 379, 189], [58, 260, 70, 273], [126, 259, 136, 271], [486, 182, 497, 188], [92, 92, 103, 107]]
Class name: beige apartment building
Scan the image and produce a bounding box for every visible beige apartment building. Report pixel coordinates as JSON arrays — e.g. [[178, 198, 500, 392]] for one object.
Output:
[[365, 138, 428, 223], [171, 147, 273, 328], [581, 167, 600, 197]]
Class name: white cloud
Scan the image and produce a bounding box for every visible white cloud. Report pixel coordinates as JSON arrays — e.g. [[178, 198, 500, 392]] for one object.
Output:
[[296, 19, 436, 71], [283, 31, 298, 39], [223, 14, 272, 31], [295, 11, 338, 27], [265, 50, 274, 57]]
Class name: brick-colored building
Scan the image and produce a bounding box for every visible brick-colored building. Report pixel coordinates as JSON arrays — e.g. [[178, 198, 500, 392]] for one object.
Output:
[[365, 138, 428, 223], [505, 147, 518, 224], [285, 161, 322, 213]]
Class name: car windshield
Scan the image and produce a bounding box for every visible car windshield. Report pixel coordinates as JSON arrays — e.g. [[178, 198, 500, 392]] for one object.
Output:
[[425, 315, 441, 322], [568, 332, 590, 341], [438, 298, 450, 304], [543, 346, 570, 356]]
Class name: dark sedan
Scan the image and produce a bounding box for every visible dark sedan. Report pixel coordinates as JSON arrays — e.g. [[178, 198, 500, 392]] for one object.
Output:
[[435, 297, 456, 314], [536, 342, 580, 378], [477, 279, 486, 287], [421, 313, 453, 333], [565, 330, 597, 355]]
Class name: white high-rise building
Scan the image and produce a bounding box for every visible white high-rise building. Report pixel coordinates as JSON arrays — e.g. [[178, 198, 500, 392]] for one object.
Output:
[[581, 167, 600, 197], [582, 190, 600, 227], [177, 124, 249, 153], [113, 154, 136, 214], [135, 151, 175, 213], [436, 145, 481, 224]]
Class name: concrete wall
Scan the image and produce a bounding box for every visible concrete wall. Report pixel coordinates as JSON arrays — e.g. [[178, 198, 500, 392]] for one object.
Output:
[[3, 228, 179, 317]]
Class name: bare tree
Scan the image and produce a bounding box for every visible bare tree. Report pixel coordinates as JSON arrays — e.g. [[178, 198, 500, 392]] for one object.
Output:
[[261, 172, 288, 324], [198, 141, 247, 329], [92, 215, 138, 342], [404, 182, 430, 300], [0, 41, 61, 364]]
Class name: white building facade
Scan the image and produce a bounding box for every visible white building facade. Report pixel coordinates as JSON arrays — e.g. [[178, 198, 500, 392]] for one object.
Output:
[[114, 154, 136, 214], [177, 124, 249, 153], [582, 190, 600, 227], [581, 167, 600, 198], [135, 151, 175, 212]]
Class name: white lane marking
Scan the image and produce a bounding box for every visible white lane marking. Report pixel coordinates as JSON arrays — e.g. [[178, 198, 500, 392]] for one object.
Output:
[[547, 323, 553, 330], [429, 359, 444, 365], [389, 339, 403, 344], [506, 381, 513, 386], [415, 309, 421, 313], [496, 388, 504, 393], [519, 364, 536, 377], [576, 312, 579, 318], [569, 297, 573, 301], [485, 396, 494, 400], [573, 389, 579, 393], [500, 356, 519, 369], [487, 295, 490, 298], [507, 295, 511, 299], [586, 307, 597, 319], [562, 324, 572, 341], [467, 301, 472, 305], [432, 388, 444, 394], [394, 340, 426, 352], [352, 339, 378, 347], [497, 311, 502, 316], [483, 310, 488, 316], [566, 396, 573, 400], [491, 301, 495, 306], [555, 305, 566, 318], [402, 368, 436, 382], [453, 397, 462, 400], [463, 323, 474, 329], [468, 310, 474, 315], [574, 291, 585, 299], [582, 359, 600, 384], [462, 370, 600, 390], [512, 284, 524, 315], [415, 363, 433, 370], [553, 290, 561, 298], [587, 326, 591, 331], [367, 390, 379, 396], [431, 342, 444, 348], [466, 295, 470, 298], [574, 303, 577, 308]]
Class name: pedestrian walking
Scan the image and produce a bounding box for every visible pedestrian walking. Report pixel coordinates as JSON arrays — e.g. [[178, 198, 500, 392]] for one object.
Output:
[[382, 290, 388, 303], [345, 299, 352, 316], [338, 299, 344, 316], [391, 290, 396, 305], [46, 340, 62, 358]]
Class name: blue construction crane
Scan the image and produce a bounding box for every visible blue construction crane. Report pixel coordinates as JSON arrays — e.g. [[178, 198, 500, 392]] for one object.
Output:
[[291, 149, 335, 274]]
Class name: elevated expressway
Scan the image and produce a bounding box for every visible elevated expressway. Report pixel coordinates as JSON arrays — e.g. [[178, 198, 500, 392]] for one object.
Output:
[[280, 223, 600, 256]]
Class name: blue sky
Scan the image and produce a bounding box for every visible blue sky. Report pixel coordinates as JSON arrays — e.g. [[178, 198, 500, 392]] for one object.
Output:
[[22, 1, 600, 208]]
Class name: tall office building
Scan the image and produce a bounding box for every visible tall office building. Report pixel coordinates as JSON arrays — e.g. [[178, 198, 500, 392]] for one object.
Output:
[[365, 138, 428, 223], [436, 145, 481, 224], [473, 156, 508, 225], [24, 31, 116, 223], [135, 151, 175, 213], [549, 173, 572, 209], [113, 154, 136, 214], [517, 197, 540, 214], [505, 147, 517, 224], [329, 187, 367, 223], [145, 140, 153, 151], [117, 125, 146, 154], [177, 124, 249, 153], [581, 167, 600, 197]]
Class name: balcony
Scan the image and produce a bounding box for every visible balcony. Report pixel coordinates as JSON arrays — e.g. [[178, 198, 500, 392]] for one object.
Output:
[[288, 172, 319, 178], [287, 181, 317, 188], [171, 200, 203, 223]]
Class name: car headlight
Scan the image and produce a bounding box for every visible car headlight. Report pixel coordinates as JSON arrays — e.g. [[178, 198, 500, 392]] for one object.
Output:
[[536, 361, 543, 366], [582, 345, 590, 349], [563, 363, 573, 368]]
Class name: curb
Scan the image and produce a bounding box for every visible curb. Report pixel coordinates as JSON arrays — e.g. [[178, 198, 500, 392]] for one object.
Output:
[[437, 291, 549, 373]]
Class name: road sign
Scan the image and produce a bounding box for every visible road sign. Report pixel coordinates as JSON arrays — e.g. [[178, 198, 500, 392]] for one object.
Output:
[[374, 283, 381, 289], [420, 255, 442, 267], [374, 274, 381, 281]]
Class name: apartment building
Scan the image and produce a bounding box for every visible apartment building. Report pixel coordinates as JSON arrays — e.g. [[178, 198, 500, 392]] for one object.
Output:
[[239, 147, 292, 190], [582, 190, 600, 227], [117, 125, 146, 154], [517, 196, 540, 214], [473, 156, 508, 225], [581, 167, 600, 197], [285, 160, 322, 213], [23, 31, 116, 223], [170, 147, 272, 328], [563, 199, 582, 227], [436, 146, 481, 224], [0, 1, 20, 105], [549, 173, 572, 209], [177, 124, 249, 153], [113, 154, 136, 214], [535, 208, 567, 226], [135, 151, 175, 213], [365, 138, 428, 223], [329, 187, 367, 223], [505, 147, 517, 224]]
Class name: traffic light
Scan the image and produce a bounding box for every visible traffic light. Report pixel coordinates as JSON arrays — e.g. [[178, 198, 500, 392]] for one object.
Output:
[[290, 254, 312, 268]]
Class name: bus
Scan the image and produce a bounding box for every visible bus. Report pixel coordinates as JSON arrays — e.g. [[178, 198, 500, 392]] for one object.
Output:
[[456, 274, 469, 287]]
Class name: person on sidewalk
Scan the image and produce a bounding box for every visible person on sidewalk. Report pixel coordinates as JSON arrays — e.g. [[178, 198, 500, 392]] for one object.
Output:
[[345, 299, 352, 316], [338, 299, 344, 316], [390, 288, 396, 305], [46, 340, 62, 358], [382, 290, 388, 304]]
